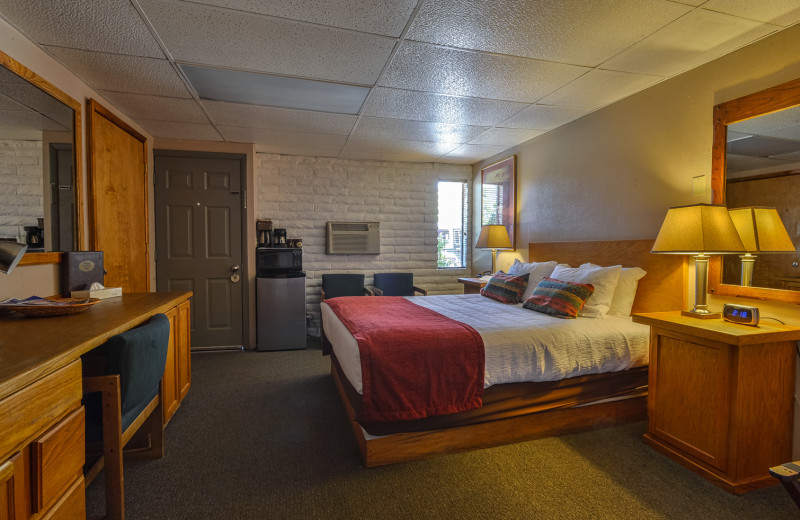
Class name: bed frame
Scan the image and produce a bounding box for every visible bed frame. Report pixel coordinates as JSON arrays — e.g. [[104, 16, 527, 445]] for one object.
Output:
[[331, 239, 686, 467]]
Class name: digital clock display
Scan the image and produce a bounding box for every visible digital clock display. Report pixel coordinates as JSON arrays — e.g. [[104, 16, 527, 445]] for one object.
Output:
[[730, 309, 749, 318], [722, 303, 759, 326]]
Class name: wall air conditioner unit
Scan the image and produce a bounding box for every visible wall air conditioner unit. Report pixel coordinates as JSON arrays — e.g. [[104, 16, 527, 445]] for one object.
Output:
[[326, 222, 380, 254]]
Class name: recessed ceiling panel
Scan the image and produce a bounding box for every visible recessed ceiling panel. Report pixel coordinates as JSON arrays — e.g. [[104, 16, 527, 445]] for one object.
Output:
[[703, 0, 800, 26], [219, 126, 347, 150], [539, 69, 664, 109], [353, 117, 489, 144], [202, 100, 357, 134], [138, 0, 395, 85], [135, 119, 223, 141], [46, 47, 192, 98], [187, 0, 418, 36], [380, 42, 589, 103], [497, 105, 594, 130], [98, 91, 208, 124], [0, 0, 164, 57], [183, 65, 369, 115], [602, 9, 776, 76], [469, 128, 545, 147], [363, 88, 528, 127], [407, 0, 691, 67]]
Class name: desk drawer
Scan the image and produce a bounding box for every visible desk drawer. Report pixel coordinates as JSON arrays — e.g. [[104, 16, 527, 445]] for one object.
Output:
[[31, 406, 85, 514], [40, 476, 84, 520], [0, 361, 82, 460]]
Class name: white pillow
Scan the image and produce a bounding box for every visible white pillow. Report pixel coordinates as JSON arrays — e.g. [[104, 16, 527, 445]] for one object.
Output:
[[508, 259, 558, 302], [581, 263, 647, 317], [549, 264, 621, 318]]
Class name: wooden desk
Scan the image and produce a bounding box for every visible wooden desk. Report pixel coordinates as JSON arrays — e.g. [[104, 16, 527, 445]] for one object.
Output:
[[632, 311, 800, 494], [0, 292, 191, 519], [775, 277, 800, 290], [457, 277, 487, 294]]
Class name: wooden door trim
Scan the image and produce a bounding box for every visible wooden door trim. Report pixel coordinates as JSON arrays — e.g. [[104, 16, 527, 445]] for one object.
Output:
[[87, 98, 150, 290]]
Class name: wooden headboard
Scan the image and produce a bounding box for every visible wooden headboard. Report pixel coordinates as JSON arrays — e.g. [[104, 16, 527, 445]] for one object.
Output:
[[528, 239, 686, 314]]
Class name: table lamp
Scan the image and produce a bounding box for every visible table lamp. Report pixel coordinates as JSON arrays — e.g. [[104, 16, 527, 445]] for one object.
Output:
[[476, 224, 512, 274], [728, 206, 796, 286], [652, 204, 745, 319], [0, 241, 27, 274]]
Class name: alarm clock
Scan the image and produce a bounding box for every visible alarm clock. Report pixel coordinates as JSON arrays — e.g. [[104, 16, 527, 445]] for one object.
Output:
[[722, 303, 760, 326]]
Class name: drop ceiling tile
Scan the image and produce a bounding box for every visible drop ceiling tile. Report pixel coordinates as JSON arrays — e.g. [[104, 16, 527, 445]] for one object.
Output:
[[498, 105, 594, 130], [337, 150, 441, 162], [135, 118, 223, 141], [469, 127, 544, 146], [0, 0, 163, 57], [186, 0, 417, 36], [763, 126, 800, 141], [703, 0, 800, 26], [539, 69, 664, 109], [407, 0, 691, 67], [363, 88, 528, 127], [380, 41, 589, 103], [342, 136, 458, 156], [203, 100, 356, 135], [602, 9, 777, 76], [352, 117, 489, 144], [442, 144, 510, 162], [725, 153, 791, 172], [254, 144, 340, 158], [729, 105, 800, 134], [219, 126, 347, 150], [45, 47, 191, 98], [138, 0, 395, 85], [0, 110, 69, 133], [97, 91, 208, 124]]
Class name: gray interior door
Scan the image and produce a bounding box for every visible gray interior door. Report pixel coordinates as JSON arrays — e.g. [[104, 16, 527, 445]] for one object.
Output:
[[154, 153, 244, 348]]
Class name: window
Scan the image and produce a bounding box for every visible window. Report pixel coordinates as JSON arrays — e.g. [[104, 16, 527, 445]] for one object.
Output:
[[437, 181, 468, 269]]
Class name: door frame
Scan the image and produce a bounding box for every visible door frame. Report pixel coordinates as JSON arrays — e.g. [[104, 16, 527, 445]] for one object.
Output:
[[153, 149, 250, 348]]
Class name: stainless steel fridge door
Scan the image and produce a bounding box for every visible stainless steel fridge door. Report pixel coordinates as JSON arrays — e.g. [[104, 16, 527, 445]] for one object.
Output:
[[256, 273, 306, 350]]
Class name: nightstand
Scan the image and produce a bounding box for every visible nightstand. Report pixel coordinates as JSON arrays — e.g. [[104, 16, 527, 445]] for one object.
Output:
[[457, 277, 487, 294], [632, 311, 800, 494]]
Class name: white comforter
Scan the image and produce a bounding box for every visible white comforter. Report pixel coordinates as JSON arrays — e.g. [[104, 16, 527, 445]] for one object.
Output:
[[321, 294, 650, 394]]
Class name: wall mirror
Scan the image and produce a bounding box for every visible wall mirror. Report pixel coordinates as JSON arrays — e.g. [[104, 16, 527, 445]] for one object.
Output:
[[0, 50, 82, 259], [709, 77, 800, 304]]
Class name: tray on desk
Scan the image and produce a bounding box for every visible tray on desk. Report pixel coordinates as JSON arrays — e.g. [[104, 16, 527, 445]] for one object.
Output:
[[0, 296, 100, 317]]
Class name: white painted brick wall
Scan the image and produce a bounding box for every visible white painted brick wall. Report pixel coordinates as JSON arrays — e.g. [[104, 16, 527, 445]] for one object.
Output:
[[0, 139, 43, 240], [255, 154, 473, 335]]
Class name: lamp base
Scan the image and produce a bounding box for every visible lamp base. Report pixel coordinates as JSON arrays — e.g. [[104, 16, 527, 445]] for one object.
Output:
[[681, 310, 721, 319]]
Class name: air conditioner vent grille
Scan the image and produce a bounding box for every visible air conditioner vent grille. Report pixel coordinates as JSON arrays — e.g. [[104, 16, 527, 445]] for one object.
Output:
[[326, 221, 380, 254]]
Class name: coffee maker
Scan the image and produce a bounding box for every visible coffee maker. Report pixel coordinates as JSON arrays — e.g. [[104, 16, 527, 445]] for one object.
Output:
[[256, 219, 272, 246], [273, 228, 287, 247], [24, 225, 44, 250]]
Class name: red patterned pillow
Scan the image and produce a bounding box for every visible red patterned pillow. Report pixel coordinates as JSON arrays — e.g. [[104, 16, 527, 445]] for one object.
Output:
[[523, 277, 594, 318], [480, 272, 529, 304]]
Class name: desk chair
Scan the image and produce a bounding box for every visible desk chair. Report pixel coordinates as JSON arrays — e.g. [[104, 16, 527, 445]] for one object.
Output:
[[372, 272, 428, 296], [83, 313, 170, 520], [321, 273, 373, 301], [770, 461, 800, 509]]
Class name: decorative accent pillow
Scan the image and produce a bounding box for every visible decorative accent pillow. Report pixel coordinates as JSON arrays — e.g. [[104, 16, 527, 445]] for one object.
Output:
[[523, 277, 595, 318], [581, 263, 647, 317], [480, 272, 529, 304], [507, 259, 559, 302], [548, 264, 621, 318]]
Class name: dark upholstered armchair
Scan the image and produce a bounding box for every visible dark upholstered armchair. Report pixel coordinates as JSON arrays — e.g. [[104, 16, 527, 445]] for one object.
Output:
[[372, 272, 428, 296], [83, 313, 170, 520], [321, 273, 374, 301]]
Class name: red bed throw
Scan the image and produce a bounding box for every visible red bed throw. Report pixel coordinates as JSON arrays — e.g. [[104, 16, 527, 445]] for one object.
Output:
[[325, 296, 485, 422]]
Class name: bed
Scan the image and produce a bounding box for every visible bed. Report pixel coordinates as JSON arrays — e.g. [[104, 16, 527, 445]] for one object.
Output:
[[322, 239, 686, 466]]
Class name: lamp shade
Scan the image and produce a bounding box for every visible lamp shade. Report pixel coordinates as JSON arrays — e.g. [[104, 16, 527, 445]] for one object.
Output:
[[475, 225, 512, 249], [728, 206, 795, 253], [651, 204, 745, 254], [0, 241, 27, 274]]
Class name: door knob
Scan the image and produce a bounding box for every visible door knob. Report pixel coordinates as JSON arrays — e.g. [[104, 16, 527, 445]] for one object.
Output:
[[230, 265, 241, 283]]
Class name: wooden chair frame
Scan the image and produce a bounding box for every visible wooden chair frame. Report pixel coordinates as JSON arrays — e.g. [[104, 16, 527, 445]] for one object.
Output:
[[83, 376, 164, 520]]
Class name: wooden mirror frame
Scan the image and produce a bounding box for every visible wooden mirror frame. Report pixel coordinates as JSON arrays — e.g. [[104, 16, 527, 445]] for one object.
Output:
[[0, 50, 83, 266], [709, 77, 800, 304]]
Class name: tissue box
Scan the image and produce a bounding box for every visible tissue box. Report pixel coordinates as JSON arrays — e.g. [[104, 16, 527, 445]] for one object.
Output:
[[71, 287, 122, 299]]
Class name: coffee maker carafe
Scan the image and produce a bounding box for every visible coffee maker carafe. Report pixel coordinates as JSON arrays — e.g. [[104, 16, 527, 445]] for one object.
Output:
[[273, 228, 287, 247]]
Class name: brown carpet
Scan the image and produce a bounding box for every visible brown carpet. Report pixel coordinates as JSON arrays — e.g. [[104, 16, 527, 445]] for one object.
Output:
[[86, 349, 798, 519]]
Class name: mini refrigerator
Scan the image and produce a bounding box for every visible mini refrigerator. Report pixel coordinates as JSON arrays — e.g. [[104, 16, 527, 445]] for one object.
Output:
[[256, 247, 306, 351]]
